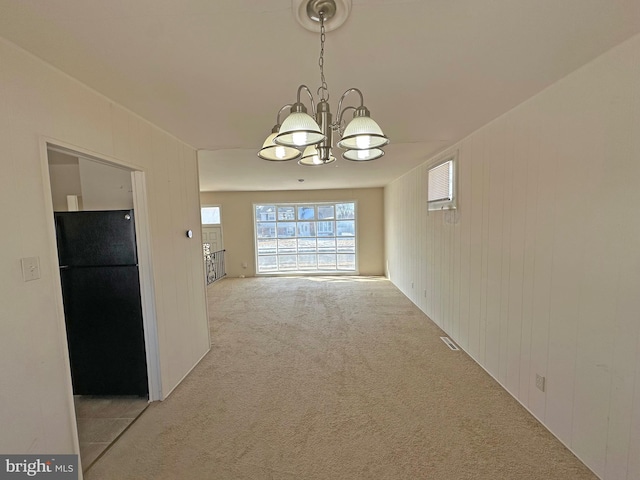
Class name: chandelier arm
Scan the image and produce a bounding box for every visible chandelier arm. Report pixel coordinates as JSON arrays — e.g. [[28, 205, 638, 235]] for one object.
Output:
[[276, 104, 294, 125], [331, 105, 355, 133], [335, 88, 364, 124], [297, 84, 316, 114]]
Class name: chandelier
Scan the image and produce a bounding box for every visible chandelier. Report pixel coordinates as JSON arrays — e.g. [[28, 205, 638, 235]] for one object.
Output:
[[258, 0, 389, 166]]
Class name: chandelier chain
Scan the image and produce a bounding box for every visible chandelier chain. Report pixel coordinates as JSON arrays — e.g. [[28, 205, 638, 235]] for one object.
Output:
[[318, 11, 328, 101]]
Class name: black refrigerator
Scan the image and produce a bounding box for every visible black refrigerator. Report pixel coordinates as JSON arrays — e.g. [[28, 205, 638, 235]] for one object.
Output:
[[55, 209, 148, 396]]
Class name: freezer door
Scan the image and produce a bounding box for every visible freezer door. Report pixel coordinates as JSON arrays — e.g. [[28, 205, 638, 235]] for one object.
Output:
[[61, 265, 148, 396], [55, 210, 138, 267]]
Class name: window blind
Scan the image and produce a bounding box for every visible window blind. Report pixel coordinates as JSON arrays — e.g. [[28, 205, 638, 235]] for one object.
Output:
[[428, 160, 453, 202]]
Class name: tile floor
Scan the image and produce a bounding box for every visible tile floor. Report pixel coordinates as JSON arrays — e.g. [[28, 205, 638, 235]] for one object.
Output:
[[74, 395, 149, 471]]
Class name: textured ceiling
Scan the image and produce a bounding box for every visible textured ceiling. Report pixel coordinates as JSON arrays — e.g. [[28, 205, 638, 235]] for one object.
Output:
[[0, 0, 638, 191]]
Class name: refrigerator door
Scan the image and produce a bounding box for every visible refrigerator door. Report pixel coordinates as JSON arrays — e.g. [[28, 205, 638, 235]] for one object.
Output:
[[61, 265, 148, 395], [55, 210, 138, 267]]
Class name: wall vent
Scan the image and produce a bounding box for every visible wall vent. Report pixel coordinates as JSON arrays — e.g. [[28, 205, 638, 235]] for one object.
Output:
[[440, 336, 460, 351]]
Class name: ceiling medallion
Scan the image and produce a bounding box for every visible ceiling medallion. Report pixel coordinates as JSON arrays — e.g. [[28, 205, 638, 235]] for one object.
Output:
[[293, 0, 351, 33]]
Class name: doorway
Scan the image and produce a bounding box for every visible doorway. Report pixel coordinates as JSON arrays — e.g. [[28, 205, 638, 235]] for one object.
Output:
[[202, 225, 223, 252], [45, 144, 161, 471], [201, 205, 223, 252]]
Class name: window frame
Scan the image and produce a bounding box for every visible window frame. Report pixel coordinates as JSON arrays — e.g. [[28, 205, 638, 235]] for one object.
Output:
[[253, 201, 358, 275], [427, 151, 457, 211]]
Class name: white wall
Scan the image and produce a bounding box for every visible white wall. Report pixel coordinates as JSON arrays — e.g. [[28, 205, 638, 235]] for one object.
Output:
[[0, 36, 209, 457], [78, 158, 134, 210], [385, 33, 640, 479], [49, 164, 81, 211]]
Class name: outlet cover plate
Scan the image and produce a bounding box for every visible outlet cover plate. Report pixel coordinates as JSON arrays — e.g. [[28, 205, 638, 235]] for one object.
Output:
[[21, 256, 41, 282], [536, 374, 546, 392]]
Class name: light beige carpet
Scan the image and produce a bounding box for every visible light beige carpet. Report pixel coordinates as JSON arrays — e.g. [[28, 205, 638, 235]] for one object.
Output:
[[85, 276, 596, 479]]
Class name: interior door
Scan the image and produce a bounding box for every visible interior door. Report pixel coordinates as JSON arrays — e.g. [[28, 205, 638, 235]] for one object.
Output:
[[202, 225, 223, 252]]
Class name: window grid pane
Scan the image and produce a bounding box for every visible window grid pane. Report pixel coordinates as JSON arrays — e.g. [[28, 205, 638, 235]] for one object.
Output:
[[297, 206, 315, 220], [256, 206, 276, 221], [255, 202, 356, 274], [297, 222, 316, 237], [277, 206, 295, 220], [337, 254, 355, 270], [256, 222, 276, 238], [318, 205, 335, 219], [201, 206, 221, 224]]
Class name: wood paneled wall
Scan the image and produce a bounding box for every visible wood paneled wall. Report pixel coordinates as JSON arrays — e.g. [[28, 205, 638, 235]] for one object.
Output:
[[385, 34, 640, 479]]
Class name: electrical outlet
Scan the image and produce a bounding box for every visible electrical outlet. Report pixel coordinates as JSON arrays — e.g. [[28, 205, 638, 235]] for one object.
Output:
[[535, 374, 546, 392]]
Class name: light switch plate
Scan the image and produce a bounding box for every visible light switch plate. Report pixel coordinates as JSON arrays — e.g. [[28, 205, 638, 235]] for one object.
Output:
[[21, 256, 41, 282]]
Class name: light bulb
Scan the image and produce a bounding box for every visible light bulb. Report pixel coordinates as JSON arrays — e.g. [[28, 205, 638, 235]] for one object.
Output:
[[355, 135, 371, 149], [292, 132, 308, 146], [357, 150, 368, 160], [312, 155, 322, 165], [275, 146, 286, 159]]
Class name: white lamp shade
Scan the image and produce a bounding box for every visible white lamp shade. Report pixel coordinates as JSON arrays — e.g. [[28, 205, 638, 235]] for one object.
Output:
[[274, 112, 325, 147], [337, 116, 389, 150], [299, 145, 336, 166], [343, 148, 385, 161], [258, 133, 301, 161]]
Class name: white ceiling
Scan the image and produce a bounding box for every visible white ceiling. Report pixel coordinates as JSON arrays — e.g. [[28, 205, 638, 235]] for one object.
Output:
[[1, 0, 639, 191]]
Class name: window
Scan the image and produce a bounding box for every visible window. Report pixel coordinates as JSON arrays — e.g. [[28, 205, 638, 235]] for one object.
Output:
[[201, 206, 221, 224], [254, 202, 357, 274], [427, 154, 456, 211]]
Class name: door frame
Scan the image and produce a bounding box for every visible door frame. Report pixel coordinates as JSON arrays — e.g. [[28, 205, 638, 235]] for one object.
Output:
[[39, 137, 163, 402]]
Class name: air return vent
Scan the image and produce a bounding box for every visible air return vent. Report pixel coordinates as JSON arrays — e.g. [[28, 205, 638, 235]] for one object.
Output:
[[440, 337, 460, 351]]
